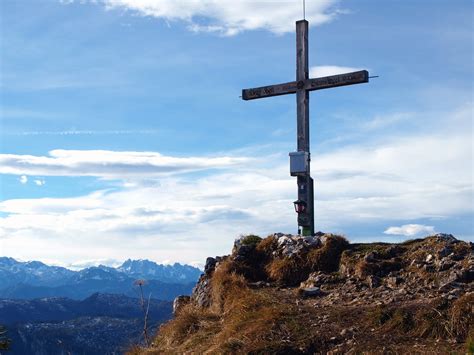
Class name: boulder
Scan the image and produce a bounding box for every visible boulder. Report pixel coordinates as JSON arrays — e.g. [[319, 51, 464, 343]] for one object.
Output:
[[276, 234, 321, 258], [299, 287, 326, 298], [173, 295, 190, 315]]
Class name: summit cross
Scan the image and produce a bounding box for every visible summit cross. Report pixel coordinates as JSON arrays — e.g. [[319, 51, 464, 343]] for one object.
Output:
[[242, 20, 370, 236]]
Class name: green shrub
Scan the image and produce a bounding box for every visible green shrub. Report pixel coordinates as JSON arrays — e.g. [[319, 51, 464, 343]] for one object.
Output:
[[240, 234, 262, 247]]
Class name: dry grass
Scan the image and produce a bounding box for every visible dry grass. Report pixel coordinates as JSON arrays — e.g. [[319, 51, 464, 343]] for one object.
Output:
[[210, 260, 249, 313], [150, 303, 220, 353], [306, 235, 349, 273], [146, 258, 310, 353], [255, 235, 277, 255], [466, 327, 474, 354], [355, 259, 402, 278], [265, 234, 349, 286], [138, 235, 473, 354], [265, 255, 309, 286], [369, 296, 473, 342], [450, 292, 474, 341], [411, 299, 454, 339]]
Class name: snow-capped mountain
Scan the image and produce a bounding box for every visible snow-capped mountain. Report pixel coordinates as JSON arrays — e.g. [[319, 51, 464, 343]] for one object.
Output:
[[0, 257, 202, 300], [118, 259, 202, 284], [0, 257, 75, 289]]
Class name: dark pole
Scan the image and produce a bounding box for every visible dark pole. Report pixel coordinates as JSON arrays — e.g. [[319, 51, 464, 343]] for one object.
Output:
[[296, 20, 314, 236]]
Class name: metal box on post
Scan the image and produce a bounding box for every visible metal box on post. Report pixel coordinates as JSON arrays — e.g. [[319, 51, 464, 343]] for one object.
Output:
[[289, 151, 309, 176]]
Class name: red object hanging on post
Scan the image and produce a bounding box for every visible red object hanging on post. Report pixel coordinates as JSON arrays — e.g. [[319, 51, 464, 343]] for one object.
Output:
[[293, 199, 306, 214]]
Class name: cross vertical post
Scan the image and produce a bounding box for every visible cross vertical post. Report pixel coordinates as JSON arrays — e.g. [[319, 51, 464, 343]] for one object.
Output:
[[241, 19, 369, 237], [296, 20, 314, 236]]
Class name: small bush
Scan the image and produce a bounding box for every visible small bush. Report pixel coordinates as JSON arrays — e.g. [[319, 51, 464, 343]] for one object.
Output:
[[240, 234, 262, 247]]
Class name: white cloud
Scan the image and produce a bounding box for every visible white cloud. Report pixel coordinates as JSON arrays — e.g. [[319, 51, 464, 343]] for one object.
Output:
[[78, 0, 342, 35], [0, 150, 252, 178], [34, 179, 46, 186], [63, 258, 122, 271], [310, 65, 363, 77], [1, 105, 472, 264], [384, 224, 435, 237], [19, 175, 28, 184]]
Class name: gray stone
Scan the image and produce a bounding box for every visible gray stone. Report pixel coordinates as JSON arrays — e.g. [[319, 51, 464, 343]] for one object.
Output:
[[433, 233, 457, 244], [173, 295, 190, 315], [191, 275, 212, 307], [275, 234, 321, 258], [204, 257, 216, 274], [248, 281, 269, 289], [340, 328, 351, 337], [438, 246, 452, 258], [299, 287, 326, 298], [439, 259, 455, 271]]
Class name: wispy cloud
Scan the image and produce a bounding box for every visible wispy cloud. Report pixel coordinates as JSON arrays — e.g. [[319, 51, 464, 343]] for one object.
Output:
[[9, 129, 161, 136], [34, 179, 46, 186], [71, 0, 342, 36], [19, 175, 28, 184], [0, 149, 252, 178], [384, 224, 435, 237]]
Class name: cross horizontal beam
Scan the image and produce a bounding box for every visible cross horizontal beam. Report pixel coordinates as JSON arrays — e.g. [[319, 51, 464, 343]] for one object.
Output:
[[242, 70, 369, 101]]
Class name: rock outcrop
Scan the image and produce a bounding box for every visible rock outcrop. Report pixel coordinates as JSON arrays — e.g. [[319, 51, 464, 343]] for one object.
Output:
[[142, 233, 473, 354]]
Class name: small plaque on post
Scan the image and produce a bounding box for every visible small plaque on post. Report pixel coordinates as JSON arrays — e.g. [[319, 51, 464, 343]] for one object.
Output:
[[289, 151, 309, 176]]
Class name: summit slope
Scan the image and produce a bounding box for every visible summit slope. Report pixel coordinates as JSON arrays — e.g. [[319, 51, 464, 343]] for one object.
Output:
[[138, 233, 473, 354]]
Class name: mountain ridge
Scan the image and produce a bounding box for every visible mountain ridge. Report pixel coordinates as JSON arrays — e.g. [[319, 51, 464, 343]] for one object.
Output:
[[0, 257, 202, 301]]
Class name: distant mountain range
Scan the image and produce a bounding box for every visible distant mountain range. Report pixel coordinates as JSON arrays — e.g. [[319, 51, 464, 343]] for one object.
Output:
[[1, 293, 173, 355], [0, 258, 202, 354], [0, 257, 202, 301]]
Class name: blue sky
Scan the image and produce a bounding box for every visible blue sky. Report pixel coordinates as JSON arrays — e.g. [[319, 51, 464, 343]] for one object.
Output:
[[0, 0, 472, 268]]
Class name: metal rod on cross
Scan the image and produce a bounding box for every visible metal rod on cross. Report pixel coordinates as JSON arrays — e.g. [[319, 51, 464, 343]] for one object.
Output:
[[242, 20, 370, 236]]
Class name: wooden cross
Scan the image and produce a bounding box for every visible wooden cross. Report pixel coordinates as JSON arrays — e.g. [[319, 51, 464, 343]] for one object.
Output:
[[242, 20, 370, 236]]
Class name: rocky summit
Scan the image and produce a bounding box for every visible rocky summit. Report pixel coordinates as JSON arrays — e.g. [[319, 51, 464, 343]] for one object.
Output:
[[136, 233, 473, 354]]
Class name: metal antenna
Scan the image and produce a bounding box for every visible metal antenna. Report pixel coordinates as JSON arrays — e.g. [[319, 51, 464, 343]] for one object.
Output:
[[303, 0, 306, 19]]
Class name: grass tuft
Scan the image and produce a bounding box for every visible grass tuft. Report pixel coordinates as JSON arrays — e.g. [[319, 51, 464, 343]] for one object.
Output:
[[265, 255, 309, 286], [450, 292, 474, 341], [255, 235, 278, 256], [307, 235, 349, 273]]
